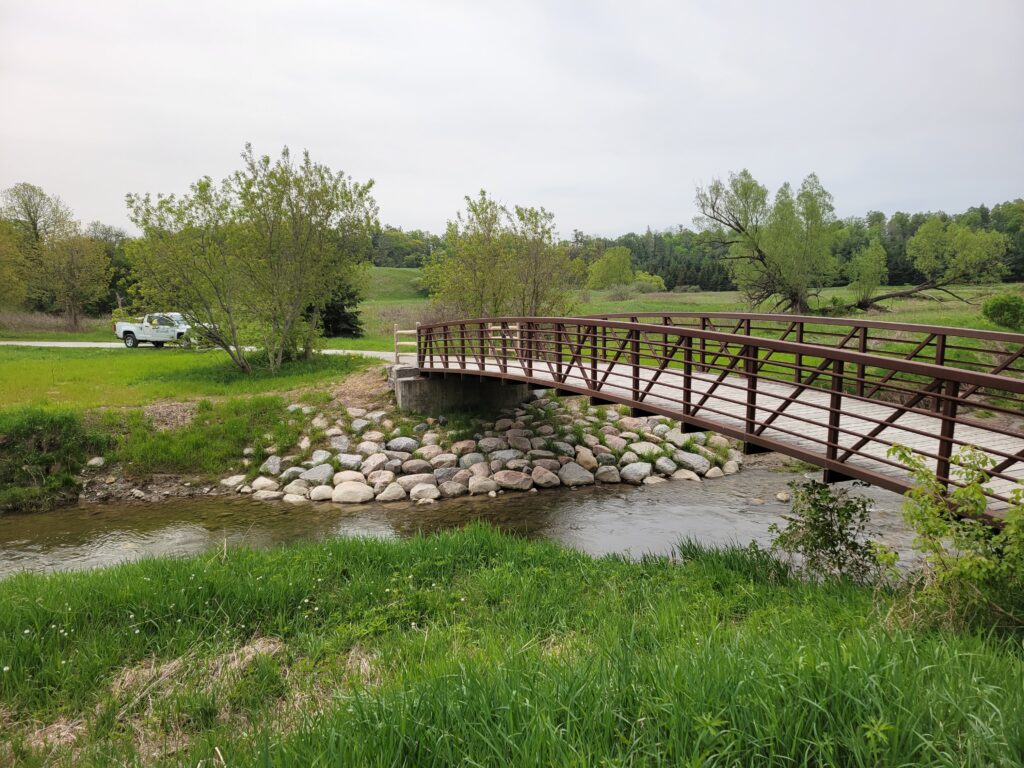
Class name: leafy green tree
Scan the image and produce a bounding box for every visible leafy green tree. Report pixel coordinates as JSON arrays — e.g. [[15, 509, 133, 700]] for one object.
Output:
[[127, 145, 377, 372], [633, 271, 666, 291], [846, 238, 888, 306], [587, 246, 633, 289], [1, 182, 74, 311], [0, 221, 27, 308], [42, 233, 112, 329], [852, 216, 1008, 307], [695, 170, 838, 312], [423, 191, 579, 318]]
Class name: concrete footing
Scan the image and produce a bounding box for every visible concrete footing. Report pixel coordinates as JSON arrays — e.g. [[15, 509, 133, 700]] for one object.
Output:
[[389, 365, 531, 413]]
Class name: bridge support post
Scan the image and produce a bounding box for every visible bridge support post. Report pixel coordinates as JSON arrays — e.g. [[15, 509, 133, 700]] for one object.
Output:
[[391, 367, 530, 413]]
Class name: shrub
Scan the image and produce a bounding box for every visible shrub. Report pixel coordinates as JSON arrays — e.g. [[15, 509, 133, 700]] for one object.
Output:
[[769, 480, 896, 583], [981, 293, 1024, 330], [0, 407, 106, 512], [632, 271, 666, 292], [889, 445, 1024, 629]]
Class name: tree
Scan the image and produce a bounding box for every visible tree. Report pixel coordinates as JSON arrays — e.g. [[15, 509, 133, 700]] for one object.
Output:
[[587, 246, 633, 289], [695, 170, 838, 312], [1, 183, 74, 311], [0, 221, 27, 308], [851, 216, 1008, 308], [42, 233, 111, 329], [423, 191, 579, 318], [127, 145, 377, 373], [84, 221, 133, 312], [846, 238, 888, 306]]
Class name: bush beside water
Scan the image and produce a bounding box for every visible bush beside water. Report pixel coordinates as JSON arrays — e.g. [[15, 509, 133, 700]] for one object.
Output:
[[0, 407, 105, 512]]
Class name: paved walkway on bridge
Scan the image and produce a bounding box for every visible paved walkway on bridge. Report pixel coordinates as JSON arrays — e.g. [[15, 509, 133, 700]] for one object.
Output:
[[423, 356, 1024, 508]]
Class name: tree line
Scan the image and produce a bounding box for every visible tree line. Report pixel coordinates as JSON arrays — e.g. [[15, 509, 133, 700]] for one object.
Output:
[[3, 155, 1023, 369]]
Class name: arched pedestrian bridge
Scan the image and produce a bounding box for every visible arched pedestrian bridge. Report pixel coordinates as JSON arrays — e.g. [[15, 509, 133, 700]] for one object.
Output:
[[410, 312, 1024, 520]]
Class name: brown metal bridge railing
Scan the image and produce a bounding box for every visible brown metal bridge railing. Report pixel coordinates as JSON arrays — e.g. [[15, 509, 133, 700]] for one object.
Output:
[[416, 316, 1024, 519]]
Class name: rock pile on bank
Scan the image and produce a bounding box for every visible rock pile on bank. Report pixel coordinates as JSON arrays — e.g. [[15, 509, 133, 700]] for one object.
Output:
[[221, 393, 745, 505]]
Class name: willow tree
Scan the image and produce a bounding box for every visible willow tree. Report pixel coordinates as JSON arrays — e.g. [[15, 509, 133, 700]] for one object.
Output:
[[695, 170, 837, 313], [127, 145, 377, 372]]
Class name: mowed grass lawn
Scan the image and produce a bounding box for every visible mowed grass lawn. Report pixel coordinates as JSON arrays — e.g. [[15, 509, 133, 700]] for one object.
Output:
[[0, 347, 371, 409]]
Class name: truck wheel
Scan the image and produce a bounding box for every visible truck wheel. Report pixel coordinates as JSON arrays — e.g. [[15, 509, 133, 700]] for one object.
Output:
[[123, 333, 137, 348], [153, 342, 165, 348]]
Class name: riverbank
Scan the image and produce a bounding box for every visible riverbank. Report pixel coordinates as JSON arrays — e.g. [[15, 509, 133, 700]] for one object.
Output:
[[1, 525, 1021, 766]]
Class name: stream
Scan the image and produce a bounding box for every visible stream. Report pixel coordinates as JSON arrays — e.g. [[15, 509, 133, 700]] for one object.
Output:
[[0, 462, 920, 578]]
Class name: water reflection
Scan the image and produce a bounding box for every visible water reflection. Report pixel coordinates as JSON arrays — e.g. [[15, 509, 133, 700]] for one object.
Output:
[[0, 466, 917, 577]]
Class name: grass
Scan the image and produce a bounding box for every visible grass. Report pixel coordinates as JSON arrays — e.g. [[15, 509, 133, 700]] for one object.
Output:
[[0, 347, 372, 409], [102, 397, 305, 478], [0, 526, 1021, 765]]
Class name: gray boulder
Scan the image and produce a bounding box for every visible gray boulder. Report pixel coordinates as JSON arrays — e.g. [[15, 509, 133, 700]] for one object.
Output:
[[397, 473, 436, 492], [252, 489, 284, 501], [336, 453, 363, 470], [387, 436, 420, 453], [459, 452, 486, 468], [628, 441, 662, 459], [430, 453, 458, 469], [477, 437, 509, 453], [309, 484, 334, 501], [329, 435, 351, 452], [251, 476, 279, 492], [360, 453, 389, 475], [438, 481, 468, 498], [595, 465, 621, 483], [300, 464, 334, 485], [673, 451, 711, 476], [402, 459, 433, 474], [258, 455, 282, 475], [620, 462, 652, 485], [654, 456, 678, 475], [558, 462, 595, 487]]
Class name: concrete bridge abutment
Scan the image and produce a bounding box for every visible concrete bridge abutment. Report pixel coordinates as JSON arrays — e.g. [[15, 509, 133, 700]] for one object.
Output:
[[389, 365, 531, 414]]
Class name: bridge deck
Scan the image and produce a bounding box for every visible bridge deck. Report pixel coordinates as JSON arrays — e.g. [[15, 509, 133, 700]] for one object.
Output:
[[429, 358, 1024, 509]]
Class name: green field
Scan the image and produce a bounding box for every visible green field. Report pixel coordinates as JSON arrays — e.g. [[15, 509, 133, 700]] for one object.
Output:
[[1, 526, 1021, 766], [3, 270, 1020, 354], [0, 347, 371, 409]]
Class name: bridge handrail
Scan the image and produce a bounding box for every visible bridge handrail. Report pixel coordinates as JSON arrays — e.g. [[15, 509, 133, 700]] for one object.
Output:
[[415, 316, 1024, 394], [583, 311, 1024, 346]]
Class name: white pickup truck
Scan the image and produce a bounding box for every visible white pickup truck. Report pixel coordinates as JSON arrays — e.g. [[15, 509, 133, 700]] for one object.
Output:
[[113, 314, 190, 348]]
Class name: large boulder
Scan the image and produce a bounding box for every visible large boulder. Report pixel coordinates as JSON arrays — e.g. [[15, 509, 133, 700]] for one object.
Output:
[[531, 466, 561, 488], [468, 476, 499, 495], [663, 428, 689, 449], [603, 435, 627, 452], [332, 482, 374, 503], [574, 447, 598, 472], [671, 469, 701, 482], [493, 470, 533, 491], [308, 449, 331, 465], [309, 484, 334, 501], [410, 483, 441, 501], [336, 453, 363, 470], [433, 467, 461, 483], [595, 465, 621, 483], [558, 462, 595, 487], [360, 453, 389, 475], [450, 440, 478, 456], [251, 476, 279, 492], [477, 437, 508, 453], [438, 481, 468, 498], [329, 435, 351, 452], [397, 473, 436, 492], [401, 458, 433, 474], [430, 453, 458, 469], [333, 470, 366, 484], [654, 457, 678, 476], [673, 451, 711, 476], [386, 436, 420, 453], [258, 455, 282, 475], [300, 464, 335, 485], [627, 442, 662, 460], [490, 449, 524, 464], [375, 482, 407, 502], [252, 489, 284, 501], [722, 460, 740, 475], [620, 462, 652, 485], [507, 435, 532, 452], [459, 452, 487, 468], [282, 481, 310, 497]]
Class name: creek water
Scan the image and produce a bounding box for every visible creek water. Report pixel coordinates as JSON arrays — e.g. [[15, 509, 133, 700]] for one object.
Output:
[[0, 461, 919, 578]]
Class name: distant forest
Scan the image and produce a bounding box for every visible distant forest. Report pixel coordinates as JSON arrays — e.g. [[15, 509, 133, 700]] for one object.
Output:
[[372, 200, 1024, 292]]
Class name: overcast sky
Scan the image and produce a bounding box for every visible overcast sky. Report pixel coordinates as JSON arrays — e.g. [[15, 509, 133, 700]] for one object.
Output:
[[1, 0, 1022, 237]]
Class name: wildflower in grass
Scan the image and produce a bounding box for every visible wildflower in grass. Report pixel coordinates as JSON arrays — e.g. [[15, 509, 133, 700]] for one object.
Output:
[[3, 666, 9, 672]]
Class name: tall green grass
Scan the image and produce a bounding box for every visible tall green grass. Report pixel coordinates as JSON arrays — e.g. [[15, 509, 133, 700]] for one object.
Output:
[[1, 527, 1021, 766]]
